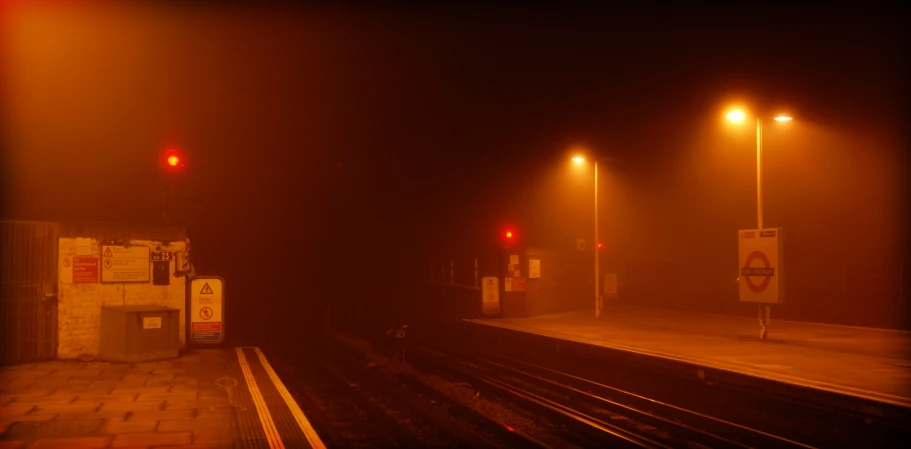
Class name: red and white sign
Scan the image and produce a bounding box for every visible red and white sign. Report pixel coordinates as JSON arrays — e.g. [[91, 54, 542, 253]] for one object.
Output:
[[192, 322, 222, 333], [190, 277, 225, 344], [73, 257, 99, 283], [505, 277, 526, 292], [738, 228, 783, 304]]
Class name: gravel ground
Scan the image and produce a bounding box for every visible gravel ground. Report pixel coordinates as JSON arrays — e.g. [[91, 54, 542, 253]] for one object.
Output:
[[329, 331, 551, 437]]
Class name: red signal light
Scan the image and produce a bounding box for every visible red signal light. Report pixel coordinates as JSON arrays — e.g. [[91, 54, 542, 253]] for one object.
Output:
[[500, 226, 519, 247], [163, 148, 184, 170]]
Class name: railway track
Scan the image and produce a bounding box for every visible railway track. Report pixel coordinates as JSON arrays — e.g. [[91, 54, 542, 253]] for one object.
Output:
[[266, 331, 909, 448], [413, 345, 817, 448], [269, 346, 426, 448], [416, 323, 911, 449], [266, 337, 549, 448]]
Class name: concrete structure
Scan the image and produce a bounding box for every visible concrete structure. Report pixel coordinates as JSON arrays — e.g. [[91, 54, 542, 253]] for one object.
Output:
[[468, 305, 911, 405], [502, 247, 590, 317], [56, 222, 187, 360]]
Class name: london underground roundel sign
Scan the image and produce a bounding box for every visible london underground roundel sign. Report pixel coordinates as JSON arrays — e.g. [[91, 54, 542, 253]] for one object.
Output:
[[738, 228, 782, 304]]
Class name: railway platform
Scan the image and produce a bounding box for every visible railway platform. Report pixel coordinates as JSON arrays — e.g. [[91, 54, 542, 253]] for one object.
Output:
[[466, 304, 911, 408], [0, 347, 323, 449]]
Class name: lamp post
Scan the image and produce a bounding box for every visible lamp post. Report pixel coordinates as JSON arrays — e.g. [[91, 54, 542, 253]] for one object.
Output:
[[573, 156, 601, 318], [726, 110, 792, 339]]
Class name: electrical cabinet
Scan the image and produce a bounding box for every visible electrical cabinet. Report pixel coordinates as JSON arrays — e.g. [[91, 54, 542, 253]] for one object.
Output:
[[99, 305, 180, 362]]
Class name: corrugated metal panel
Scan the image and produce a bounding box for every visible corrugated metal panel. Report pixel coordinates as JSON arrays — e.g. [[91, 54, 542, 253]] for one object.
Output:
[[0, 220, 58, 365]]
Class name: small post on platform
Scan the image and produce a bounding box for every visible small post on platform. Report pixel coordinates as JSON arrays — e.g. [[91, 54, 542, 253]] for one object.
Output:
[[474, 258, 479, 287], [450, 259, 455, 285], [758, 303, 769, 340]]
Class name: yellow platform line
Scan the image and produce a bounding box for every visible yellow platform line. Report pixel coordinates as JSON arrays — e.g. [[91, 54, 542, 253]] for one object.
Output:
[[236, 347, 285, 449], [253, 347, 327, 449]]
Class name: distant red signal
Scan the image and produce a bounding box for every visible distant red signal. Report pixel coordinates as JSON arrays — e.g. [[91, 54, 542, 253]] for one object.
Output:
[[163, 148, 185, 170], [499, 227, 519, 247]]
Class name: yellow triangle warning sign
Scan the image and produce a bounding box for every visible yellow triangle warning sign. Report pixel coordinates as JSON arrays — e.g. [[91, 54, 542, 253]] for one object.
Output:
[[199, 283, 214, 294], [103, 247, 113, 257]]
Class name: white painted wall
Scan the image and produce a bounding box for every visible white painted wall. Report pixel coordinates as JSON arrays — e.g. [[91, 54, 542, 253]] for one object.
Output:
[[57, 238, 186, 359]]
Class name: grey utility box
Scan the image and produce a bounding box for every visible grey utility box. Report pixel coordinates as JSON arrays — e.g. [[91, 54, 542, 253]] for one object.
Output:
[[100, 305, 181, 362]]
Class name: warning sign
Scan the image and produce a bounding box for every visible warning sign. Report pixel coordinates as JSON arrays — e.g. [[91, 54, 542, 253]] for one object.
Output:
[[73, 257, 99, 283], [505, 277, 526, 292], [738, 228, 783, 304], [192, 322, 221, 334], [190, 277, 224, 344], [101, 246, 150, 283], [481, 277, 500, 315]]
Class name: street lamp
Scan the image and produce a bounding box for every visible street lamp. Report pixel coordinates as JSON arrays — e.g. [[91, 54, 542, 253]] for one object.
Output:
[[572, 155, 601, 318], [726, 108, 792, 339], [725, 110, 792, 230]]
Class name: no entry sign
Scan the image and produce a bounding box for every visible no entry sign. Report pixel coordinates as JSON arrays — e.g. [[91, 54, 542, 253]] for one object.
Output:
[[738, 228, 784, 304]]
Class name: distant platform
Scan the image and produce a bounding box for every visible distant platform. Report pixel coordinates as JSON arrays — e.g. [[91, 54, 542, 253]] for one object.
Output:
[[0, 347, 324, 449], [466, 305, 911, 408]]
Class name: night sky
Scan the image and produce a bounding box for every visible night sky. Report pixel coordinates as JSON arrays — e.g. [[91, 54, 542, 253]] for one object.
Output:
[[2, 1, 908, 335]]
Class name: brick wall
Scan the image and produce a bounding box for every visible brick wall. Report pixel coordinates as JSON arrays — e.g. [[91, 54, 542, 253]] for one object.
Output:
[[57, 237, 186, 359]]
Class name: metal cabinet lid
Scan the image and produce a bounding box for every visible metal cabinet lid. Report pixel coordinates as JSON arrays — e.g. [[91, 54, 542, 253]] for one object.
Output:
[[102, 305, 180, 313]]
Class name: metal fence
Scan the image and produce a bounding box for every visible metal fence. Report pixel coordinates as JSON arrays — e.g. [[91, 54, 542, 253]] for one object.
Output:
[[0, 220, 58, 365]]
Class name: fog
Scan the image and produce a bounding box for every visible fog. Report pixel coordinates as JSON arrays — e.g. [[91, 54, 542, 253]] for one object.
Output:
[[2, 1, 907, 340]]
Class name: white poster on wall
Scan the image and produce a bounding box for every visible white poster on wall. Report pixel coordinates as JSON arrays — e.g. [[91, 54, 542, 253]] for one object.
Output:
[[75, 237, 92, 256], [101, 245, 150, 283]]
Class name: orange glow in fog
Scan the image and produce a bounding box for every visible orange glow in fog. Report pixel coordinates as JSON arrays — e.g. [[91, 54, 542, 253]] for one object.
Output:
[[726, 110, 745, 122]]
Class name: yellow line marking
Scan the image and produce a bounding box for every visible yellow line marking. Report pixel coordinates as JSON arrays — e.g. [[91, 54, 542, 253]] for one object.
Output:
[[235, 347, 285, 449], [253, 346, 327, 449]]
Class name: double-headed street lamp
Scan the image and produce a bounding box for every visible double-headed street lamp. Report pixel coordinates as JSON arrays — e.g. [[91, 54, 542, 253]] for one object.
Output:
[[725, 109, 792, 339], [725, 110, 792, 230]]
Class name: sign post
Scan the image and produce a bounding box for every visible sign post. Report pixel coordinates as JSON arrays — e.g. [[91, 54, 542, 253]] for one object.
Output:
[[189, 277, 225, 344], [738, 228, 783, 339]]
